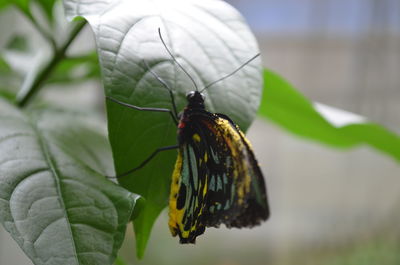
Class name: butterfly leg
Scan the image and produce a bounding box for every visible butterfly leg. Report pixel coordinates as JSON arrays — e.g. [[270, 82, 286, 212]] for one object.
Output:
[[106, 96, 178, 125], [109, 145, 179, 179]]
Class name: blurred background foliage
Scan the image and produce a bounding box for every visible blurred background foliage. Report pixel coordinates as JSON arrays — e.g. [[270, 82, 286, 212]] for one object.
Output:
[[0, 0, 399, 264]]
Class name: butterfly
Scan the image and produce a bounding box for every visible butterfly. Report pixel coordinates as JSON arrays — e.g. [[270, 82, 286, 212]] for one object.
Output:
[[108, 28, 270, 244]]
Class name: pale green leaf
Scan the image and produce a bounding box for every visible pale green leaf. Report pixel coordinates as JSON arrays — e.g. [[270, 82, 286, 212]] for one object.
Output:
[[260, 69, 400, 162]]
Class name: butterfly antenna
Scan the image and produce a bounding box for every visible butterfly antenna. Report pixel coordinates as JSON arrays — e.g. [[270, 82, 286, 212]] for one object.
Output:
[[158, 28, 199, 91], [200, 53, 260, 93], [143, 59, 179, 118]]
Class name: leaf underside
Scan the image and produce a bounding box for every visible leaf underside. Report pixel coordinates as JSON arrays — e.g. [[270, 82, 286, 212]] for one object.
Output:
[[0, 98, 138, 265]]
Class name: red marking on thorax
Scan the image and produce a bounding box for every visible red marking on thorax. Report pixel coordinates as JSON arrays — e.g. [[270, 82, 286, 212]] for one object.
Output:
[[178, 121, 186, 128]]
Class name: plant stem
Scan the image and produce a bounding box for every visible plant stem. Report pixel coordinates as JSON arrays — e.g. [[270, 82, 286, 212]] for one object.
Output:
[[16, 20, 86, 108]]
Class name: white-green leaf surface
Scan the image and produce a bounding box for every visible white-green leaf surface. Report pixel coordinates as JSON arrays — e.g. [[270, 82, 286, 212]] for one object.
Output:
[[0, 98, 139, 265]]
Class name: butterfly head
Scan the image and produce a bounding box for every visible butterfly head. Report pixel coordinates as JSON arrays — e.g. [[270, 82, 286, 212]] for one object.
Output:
[[186, 91, 205, 109]]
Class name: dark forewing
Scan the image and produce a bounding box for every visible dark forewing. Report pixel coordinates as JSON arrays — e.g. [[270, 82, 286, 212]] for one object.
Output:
[[169, 110, 269, 243]]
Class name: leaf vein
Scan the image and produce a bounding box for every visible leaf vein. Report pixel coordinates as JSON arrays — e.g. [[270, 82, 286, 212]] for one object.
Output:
[[29, 120, 80, 264]]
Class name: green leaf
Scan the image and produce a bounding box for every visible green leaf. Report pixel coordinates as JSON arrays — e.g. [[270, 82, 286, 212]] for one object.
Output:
[[63, 0, 263, 258], [0, 98, 140, 265], [0, 57, 20, 99], [0, 2, 8, 10], [47, 52, 101, 84], [2, 0, 30, 15], [114, 256, 129, 265], [0, 57, 11, 74], [35, 0, 57, 21], [6, 35, 29, 52], [260, 69, 400, 162], [0, 0, 57, 20], [0, 90, 17, 102]]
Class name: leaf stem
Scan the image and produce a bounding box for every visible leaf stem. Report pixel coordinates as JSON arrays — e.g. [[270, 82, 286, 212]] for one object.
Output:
[[16, 20, 86, 107]]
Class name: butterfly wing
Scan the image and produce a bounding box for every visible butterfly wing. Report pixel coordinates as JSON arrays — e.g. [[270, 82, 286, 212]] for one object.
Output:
[[212, 113, 269, 228], [168, 137, 208, 243], [169, 110, 269, 243]]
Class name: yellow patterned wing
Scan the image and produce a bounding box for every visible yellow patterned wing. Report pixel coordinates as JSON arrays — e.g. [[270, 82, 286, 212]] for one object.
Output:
[[169, 111, 269, 243]]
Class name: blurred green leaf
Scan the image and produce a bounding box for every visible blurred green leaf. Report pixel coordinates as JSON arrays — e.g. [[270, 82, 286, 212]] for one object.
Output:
[[16, 20, 86, 107], [114, 256, 129, 265], [0, 57, 11, 73], [0, 57, 20, 97], [260, 69, 400, 162], [6, 35, 29, 52], [329, 241, 400, 265], [0, 0, 30, 15], [64, 0, 263, 258], [47, 52, 101, 84], [0, 90, 17, 102], [0, 2, 8, 10], [0, 0, 57, 20], [36, 0, 57, 21], [0, 98, 139, 265]]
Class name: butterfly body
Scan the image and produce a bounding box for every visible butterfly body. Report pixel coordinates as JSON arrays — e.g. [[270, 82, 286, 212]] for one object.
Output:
[[169, 91, 269, 243]]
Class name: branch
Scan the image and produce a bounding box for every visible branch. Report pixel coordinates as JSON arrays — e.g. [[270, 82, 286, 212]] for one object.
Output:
[[16, 20, 87, 107]]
